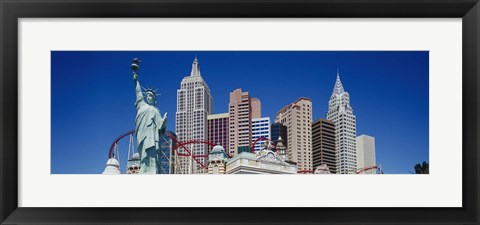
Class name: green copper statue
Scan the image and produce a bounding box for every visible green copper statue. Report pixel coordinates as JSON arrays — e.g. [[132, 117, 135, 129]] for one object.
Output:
[[132, 58, 167, 174]]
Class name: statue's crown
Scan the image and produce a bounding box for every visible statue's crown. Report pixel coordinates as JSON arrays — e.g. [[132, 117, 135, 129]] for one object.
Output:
[[142, 87, 160, 99]]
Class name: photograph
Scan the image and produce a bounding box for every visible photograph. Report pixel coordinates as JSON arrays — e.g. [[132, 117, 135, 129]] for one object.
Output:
[[51, 51, 429, 175], [3, 0, 478, 223]]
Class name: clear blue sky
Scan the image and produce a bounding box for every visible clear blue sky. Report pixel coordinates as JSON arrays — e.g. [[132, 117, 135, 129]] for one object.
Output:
[[51, 51, 428, 174]]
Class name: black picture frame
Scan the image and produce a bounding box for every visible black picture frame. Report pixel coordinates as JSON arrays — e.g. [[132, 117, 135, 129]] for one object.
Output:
[[1, 0, 479, 224]]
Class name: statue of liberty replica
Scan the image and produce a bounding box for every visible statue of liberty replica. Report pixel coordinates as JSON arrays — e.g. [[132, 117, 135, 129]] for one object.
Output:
[[132, 58, 168, 174]]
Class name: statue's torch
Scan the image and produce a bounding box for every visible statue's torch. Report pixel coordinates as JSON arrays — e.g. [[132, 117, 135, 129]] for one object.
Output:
[[132, 58, 141, 80], [132, 58, 141, 72]]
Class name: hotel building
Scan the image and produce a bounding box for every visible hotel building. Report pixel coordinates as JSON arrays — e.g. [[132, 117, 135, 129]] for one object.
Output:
[[228, 89, 261, 156], [275, 97, 313, 171], [252, 117, 271, 152], [356, 134, 376, 169], [312, 119, 337, 174], [251, 98, 261, 119], [327, 73, 357, 174], [175, 58, 213, 174], [207, 113, 230, 151]]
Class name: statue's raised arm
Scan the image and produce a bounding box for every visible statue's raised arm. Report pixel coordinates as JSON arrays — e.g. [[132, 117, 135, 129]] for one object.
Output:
[[132, 58, 144, 106]]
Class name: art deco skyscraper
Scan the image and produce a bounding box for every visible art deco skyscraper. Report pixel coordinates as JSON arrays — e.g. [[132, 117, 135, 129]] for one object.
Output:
[[275, 97, 313, 171], [327, 72, 357, 174], [175, 58, 213, 174]]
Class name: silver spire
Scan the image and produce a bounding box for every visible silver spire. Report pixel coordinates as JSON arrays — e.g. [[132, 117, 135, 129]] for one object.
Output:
[[190, 57, 201, 76], [333, 70, 345, 95]]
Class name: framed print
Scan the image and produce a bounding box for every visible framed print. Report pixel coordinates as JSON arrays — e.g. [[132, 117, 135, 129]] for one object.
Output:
[[1, 0, 479, 224]]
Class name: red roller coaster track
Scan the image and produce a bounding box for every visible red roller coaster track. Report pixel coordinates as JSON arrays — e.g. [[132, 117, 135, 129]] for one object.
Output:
[[108, 130, 135, 158], [355, 165, 384, 174], [108, 130, 231, 170], [251, 137, 270, 153]]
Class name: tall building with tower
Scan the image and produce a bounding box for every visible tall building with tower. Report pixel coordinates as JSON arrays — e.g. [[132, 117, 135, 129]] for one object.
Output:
[[327, 72, 357, 174], [356, 134, 376, 169], [228, 89, 261, 156], [252, 117, 271, 152], [275, 97, 313, 171], [175, 58, 213, 174], [312, 118, 337, 173], [207, 113, 230, 151]]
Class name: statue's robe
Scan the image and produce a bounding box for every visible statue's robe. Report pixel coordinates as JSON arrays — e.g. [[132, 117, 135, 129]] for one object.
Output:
[[135, 91, 166, 174]]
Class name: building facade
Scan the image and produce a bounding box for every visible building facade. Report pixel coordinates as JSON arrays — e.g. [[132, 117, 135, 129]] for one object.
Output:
[[271, 122, 288, 147], [228, 89, 253, 157], [207, 113, 229, 151], [226, 149, 297, 174], [208, 145, 228, 174], [312, 119, 337, 174], [126, 153, 141, 174], [175, 58, 213, 174], [252, 117, 271, 152], [356, 134, 376, 169], [251, 98, 262, 119], [327, 73, 357, 174], [275, 97, 313, 171], [275, 136, 287, 161]]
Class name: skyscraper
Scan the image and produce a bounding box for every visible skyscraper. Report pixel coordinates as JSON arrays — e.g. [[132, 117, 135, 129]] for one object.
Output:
[[175, 58, 213, 174], [251, 98, 261, 119], [356, 134, 376, 169], [228, 89, 253, 156], [327, 72, 357, 174], [252, 117, 271, 152], [275, 97, 313, 171], [312, 118, 337, 174], [207, 113, 229, 151]]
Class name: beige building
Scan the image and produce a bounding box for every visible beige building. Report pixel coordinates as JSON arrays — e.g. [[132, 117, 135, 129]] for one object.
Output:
[[228, 89, 262, 156], [275, 97, 313, 171], [312, 119, 337, 173]]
